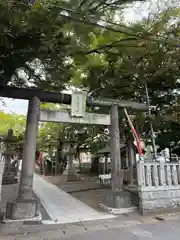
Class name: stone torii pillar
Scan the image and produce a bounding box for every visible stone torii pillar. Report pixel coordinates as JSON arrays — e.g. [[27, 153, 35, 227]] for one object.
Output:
[[104, 104, 132, 209], [110, 104, 122, 191], [9, 97, 40, 220]]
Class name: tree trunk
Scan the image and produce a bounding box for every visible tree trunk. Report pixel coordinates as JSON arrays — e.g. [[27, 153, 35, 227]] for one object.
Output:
[[56, 140, 63, 175], [169, 146, 172, 162], [76, 145, 81, 173]]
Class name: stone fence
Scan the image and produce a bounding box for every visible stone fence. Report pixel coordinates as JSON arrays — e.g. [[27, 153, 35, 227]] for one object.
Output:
[[137, 161, 180, 215]]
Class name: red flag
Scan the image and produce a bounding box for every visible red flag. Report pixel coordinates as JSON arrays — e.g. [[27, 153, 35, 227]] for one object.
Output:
[[38, 151, 43, 166], [124, 109, 142, 157]]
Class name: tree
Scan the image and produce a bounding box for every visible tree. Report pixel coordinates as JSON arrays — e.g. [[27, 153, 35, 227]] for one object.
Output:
[[38, 8, 180, 155], [70, 7, 180, 152], [38, 101, 110, 171], [0, 111, 26, 137], [0, 0, 72, 89], [3, 1, 179, 155], [1, 0, 146, 90]]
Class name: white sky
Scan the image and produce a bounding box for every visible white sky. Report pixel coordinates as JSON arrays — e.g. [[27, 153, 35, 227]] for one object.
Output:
[[1, 0, 178, 115], [0, 98, 28, 115]]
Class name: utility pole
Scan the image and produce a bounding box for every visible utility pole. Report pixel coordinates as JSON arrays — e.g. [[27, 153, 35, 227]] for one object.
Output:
[[145, 83, 157, 160]]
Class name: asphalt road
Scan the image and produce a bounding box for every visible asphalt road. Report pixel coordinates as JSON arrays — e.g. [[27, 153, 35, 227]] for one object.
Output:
[[60, 220, 180, 240], [5, 217, 180, 240]]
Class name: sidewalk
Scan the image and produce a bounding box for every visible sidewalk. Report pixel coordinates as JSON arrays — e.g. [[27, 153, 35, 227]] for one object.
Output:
[[3, 213, 180, 239]]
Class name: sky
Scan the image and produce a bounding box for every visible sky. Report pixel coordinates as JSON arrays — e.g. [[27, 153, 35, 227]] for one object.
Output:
[[1, 0, 177, 115], [0, 98, 28, 115]]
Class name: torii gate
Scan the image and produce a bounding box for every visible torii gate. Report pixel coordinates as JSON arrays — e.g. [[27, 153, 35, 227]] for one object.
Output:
[[0, 86, 147, 220]]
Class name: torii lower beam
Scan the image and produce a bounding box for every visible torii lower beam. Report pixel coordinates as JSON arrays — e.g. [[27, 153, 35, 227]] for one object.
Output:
[[39, 109, 111, 125]]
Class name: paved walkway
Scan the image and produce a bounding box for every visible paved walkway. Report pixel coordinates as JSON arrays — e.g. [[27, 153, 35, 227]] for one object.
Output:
[[4, 214, 180, 239], [33, 174, 115, 224]]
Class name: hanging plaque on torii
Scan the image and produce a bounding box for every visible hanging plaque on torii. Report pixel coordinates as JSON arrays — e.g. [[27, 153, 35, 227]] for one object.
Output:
[[71, 91, 86, 117]]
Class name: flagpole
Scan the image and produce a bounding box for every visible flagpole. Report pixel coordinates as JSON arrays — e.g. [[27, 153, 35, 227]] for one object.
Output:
[[124, 108, 142, 158], [145, 83, 157, 160]]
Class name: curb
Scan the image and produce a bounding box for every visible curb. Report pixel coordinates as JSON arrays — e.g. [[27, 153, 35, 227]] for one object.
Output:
[[99, 203, 137, 215]]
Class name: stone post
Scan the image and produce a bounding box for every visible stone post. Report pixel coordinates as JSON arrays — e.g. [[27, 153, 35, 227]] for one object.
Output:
[[110, 104, 123, 191], [8, 97, 40, 220], [102, 104, 132, 209], [126, 138, 135, 185]]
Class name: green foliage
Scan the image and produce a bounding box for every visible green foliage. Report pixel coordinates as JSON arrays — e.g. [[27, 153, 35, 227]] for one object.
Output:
[[1, 0, 180, 152], [38, 7, 180, 152], [0, 111, 26, 137], [70, 8, 180, 150], [0, 0, 72, 89], [1, 0, 145, 89]]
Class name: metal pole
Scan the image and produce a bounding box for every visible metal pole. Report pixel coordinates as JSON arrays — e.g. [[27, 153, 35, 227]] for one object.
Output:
[[110, 104, 123, 191], [145, 83, 157, 159], [18, 97, 40, 199]]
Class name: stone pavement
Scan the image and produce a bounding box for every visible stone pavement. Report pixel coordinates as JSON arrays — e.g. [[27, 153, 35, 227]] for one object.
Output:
[[2, 213, 180, 239], [59, 179, 102, 193], [33, 174, 115, 224]]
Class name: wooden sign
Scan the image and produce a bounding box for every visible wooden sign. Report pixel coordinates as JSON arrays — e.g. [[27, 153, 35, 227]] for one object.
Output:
[[71, 91, 86, 117]]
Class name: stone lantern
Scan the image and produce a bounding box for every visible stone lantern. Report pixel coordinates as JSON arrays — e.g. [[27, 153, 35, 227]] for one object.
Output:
[[63, 141, 79, 181], [2, 129, 18, 185]]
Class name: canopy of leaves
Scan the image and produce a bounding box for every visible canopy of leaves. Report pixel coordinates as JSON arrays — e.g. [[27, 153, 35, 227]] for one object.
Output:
[[36, 6, 180, 153], [70, 7, 180, 150], [0, 0, 145, 90], [2, 0, 180, 153], [0, 111, 26, 137], [0, 0, 73, 89]]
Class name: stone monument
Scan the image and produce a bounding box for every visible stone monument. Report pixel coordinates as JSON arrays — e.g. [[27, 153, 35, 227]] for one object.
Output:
[[63, 142, 79, 181]]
